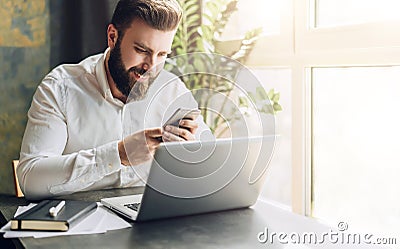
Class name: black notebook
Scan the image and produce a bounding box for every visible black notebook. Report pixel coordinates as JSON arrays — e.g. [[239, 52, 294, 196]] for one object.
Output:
[[10, 200, 97, 231]]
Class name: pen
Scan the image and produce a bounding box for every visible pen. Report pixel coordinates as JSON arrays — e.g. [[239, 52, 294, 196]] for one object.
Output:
[[49, 200, 65, 217]]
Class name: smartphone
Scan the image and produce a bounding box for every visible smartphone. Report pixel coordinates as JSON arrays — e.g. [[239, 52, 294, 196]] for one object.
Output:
[[163, 108, 201, 128], [156, 108, 201, 142]]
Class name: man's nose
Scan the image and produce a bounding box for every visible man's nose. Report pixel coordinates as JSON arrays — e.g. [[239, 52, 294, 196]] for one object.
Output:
[[143, 55, 158, 70]]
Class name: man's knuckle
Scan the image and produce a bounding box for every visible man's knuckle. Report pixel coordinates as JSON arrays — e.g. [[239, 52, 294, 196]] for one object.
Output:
[[181, 129, 189, 136]]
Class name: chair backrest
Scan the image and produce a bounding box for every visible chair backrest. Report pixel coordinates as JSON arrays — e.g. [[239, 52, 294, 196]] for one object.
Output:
[[12, 160, 24, 197]]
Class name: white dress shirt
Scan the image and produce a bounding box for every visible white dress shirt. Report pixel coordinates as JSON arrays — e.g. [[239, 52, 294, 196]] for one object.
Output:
[[18, 49, 211, 200]]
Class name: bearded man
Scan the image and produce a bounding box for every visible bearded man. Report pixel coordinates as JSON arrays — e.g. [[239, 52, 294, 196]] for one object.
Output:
[[17, 0, 211, 200]]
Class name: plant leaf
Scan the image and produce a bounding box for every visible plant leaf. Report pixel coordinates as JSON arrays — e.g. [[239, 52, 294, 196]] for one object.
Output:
[[239, 96, 249, 107], [256, 87, 268, 100], [185, 4, 199, 17], [272, 92, 280, 102], [267, 89, 274, 99], [273, 103, 283, 112]]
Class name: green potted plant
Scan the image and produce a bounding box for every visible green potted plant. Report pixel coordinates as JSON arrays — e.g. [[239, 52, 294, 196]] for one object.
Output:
[[166, 0, 282, 137]]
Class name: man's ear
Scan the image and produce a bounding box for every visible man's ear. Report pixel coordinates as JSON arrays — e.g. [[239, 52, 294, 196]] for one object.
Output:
[[107, 24, 119, 48]]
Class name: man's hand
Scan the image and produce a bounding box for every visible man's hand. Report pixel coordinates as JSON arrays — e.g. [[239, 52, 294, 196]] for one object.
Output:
[[118, 128, 162, 166], [162, 119, 199, 142]]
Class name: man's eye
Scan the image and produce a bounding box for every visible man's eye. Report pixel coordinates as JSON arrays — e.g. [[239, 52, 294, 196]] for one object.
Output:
[[135, 47, 147, 53]]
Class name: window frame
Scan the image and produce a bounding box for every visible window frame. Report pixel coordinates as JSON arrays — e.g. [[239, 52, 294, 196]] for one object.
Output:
[[240, 0, 400, 215]]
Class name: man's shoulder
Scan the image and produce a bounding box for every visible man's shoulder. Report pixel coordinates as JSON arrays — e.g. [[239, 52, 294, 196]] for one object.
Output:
[[44, 53, 103, 84]]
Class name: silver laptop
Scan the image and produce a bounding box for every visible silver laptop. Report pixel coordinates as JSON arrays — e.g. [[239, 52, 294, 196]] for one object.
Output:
[[101, 135, 275, 221]]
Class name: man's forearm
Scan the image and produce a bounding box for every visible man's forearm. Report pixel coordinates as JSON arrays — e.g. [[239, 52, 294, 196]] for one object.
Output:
[[18, 141, 122, 200]]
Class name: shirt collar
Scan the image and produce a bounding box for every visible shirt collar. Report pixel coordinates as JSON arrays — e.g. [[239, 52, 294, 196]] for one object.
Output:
[[95, 48, 113, 100], [95, 48, 124, 106]]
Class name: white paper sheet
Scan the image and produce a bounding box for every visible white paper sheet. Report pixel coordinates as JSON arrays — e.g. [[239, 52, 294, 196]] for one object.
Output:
[[0, 202, 131, 238]]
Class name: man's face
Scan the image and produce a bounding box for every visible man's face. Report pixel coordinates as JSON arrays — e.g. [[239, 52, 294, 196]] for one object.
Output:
[[108, 18, 176, 101]]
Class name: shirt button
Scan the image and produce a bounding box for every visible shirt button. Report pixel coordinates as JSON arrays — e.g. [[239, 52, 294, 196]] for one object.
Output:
[[108, 163, 113, 169]]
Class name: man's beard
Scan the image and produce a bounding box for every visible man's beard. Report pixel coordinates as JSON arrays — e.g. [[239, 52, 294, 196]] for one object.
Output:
[[108, 40, 161, 102]]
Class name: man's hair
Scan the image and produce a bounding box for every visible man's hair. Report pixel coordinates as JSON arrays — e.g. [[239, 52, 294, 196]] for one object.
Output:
[[111, 0, 182, 36]]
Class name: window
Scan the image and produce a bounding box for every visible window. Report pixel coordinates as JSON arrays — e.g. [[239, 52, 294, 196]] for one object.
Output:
[[208, 0, 293, 207], [219, 0, 281, 39], [312, 66, 400, 237], [220, 0, 400, 236], [307, 0, 400, 238], [251, 68, 292, 207], [315, 0, 400, 28]]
